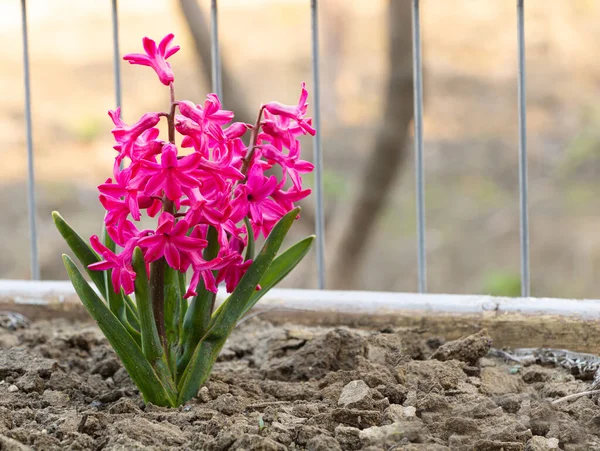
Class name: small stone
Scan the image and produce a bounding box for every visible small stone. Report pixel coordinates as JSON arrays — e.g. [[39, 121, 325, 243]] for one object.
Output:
[[525, 436, 559, 451], [198, 386, 211, 403], [7, 384, 18, 392], [338, 380, 373, 410], [383, 405, 416, 423], [359, 421, 423, 446]]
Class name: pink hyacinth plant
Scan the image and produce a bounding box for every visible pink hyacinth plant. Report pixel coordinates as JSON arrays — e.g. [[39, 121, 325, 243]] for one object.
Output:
[[53, 34, 315, 407]]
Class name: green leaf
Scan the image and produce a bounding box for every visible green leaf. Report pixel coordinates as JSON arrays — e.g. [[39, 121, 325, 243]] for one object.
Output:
[[164, 265, 182, 346], [132, 248, 178, 397], [164, 265, 182, 376], [243, 217, 255, 261], [175, 284, 215, 378], [132, 247, 164, 364], [52, 212, 105, 296], [55, 211, 140, 341], [176, 226, 219, 378], [62, 254, 176, 406], [124, 294, 140, 331], [240, 235, 314, 318], [178, 271, 187, 328], [177, 207, 301, 404]]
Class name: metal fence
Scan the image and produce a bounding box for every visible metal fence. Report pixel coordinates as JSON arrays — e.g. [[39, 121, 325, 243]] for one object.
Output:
[[18, 0, 531, 296]]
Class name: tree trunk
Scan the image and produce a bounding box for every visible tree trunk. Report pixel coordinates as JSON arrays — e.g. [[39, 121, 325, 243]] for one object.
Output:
[[328, 1, 414, 289], [177, 0, 253, 124]]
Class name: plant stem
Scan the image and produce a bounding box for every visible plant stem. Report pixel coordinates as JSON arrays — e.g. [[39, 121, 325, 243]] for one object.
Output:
[[240, 106, 264, 177], [168, 82, 177, 145], [151, 83, 178, 351]]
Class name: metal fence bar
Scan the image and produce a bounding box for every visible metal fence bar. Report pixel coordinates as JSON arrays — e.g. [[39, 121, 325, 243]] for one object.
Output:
[[210, 0, 223, 100], [20, 0, 40, 281], [111, 0, 122, 110], [517, 0, 530, 297], [310, 0, 326, 289], [411, 0, 426, 293]]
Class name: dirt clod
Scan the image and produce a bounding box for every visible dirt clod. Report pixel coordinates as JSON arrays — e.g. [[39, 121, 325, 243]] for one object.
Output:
[[264, 328, 367, 381], [431, 329, 493, 364], [338, 380, 373, 409]]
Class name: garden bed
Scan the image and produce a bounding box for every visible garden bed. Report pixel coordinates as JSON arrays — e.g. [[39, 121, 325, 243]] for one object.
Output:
[[1, 316, 599, 450]]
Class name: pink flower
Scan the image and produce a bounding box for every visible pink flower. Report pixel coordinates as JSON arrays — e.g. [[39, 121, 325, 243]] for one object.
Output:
[[184, 258, 221, 297], [111, 112, 161, 161], [98, 164, 142, 221], [123, 34, 180, 86], [99, 194, 131, 227], [257, 111, 306, 151], [272, 184, 311, 213], [94, 41, 317, 301], [108, 108, 126, 128], [177, 225, 228, 298], [138, 212, 207, 270], [203, 121, 248, 162], [232, 165, 287, 237], [216, 236, 252, 293], [178, 95, 234, 129], [262, 82, 316, 136], [261, 140, 314, 190], [88, 235, 137, 295], [134, 143, 202, 201], [175, 116, 207, 155], [105, 219, 150, 248]]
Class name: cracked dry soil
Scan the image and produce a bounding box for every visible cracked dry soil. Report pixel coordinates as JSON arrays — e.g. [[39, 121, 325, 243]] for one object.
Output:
[[0, 318, 599, 450]]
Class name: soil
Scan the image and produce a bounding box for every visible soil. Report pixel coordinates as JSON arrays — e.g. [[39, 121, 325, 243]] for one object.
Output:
[[0, 318, 599, 450]]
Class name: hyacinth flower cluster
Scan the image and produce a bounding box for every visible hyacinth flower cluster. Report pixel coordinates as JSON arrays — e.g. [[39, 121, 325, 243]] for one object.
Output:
[[53, 34, 315, 407]]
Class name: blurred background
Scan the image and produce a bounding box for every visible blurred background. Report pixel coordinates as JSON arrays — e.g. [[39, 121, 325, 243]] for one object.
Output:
[[2, 0, 600, 298]]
